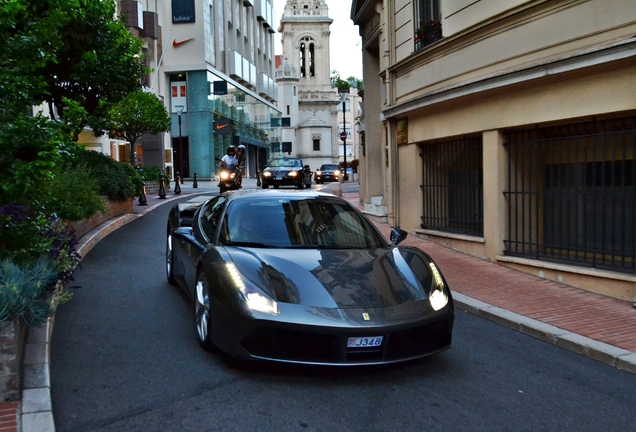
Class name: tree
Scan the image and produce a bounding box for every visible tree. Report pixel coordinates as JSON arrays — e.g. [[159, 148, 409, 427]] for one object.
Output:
[[330, 70, 362, 90], [10, 0, 146, 139], [107, 91, 172, 165]]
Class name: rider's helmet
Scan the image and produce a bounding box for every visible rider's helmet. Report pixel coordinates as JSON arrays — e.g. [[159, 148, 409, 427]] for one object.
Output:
[[226, 145, 236, 155], [237, 144, 246, 152]]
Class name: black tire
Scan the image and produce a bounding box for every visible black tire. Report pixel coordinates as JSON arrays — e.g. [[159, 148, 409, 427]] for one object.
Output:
[[194, 270, 215, 351], [297, 180, 304, 189], [262, 182, 268, 189], [273, 184, 280, 189], [166, 230, 177, 286]]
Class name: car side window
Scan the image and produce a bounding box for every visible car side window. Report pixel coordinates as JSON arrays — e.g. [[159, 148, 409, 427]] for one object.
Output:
[[199, 196, 226, 242]]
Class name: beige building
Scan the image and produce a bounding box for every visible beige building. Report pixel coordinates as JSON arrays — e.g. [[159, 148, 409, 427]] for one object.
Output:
[[351, 0, 636, 301]]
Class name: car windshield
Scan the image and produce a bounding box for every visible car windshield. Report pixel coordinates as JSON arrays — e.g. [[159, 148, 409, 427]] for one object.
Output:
[[320, 164, 339, 170], [218, 196, 387, 249], [268, 159, 302, 168]]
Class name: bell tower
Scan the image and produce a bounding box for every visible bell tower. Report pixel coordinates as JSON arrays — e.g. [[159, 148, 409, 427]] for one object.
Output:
[[276, 0, 340, 169]]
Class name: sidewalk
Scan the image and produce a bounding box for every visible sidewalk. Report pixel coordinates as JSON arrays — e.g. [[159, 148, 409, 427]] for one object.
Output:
[[6, 178, 635, 432]]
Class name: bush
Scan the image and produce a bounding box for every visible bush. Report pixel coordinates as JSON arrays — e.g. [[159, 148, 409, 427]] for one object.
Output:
[[139, 165, 163, 182], [69, 148, 142, 200], [0, 257, 57, 327], [47, 165, 105, 221]]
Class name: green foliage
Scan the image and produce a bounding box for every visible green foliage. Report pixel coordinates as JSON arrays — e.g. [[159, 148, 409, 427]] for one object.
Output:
[[140, 165, 165, 182], [0, 206, 52, 265], [71, 147, 142, 201], [107, 90, 171, 164], [0, 257, 57, 327], [330, 71, 362, 90], [46, 165, 105, 221]]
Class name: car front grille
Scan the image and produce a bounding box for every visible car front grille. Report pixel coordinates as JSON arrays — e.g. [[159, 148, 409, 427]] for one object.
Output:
[[240, 319, 452, 365]]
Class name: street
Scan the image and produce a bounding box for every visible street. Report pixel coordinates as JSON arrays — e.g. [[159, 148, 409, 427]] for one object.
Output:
[[50, 189, 636, 432]]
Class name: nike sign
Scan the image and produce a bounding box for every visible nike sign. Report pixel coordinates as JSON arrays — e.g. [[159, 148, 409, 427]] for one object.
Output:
[[216, 124, 229, 130], [173, 38, 194, 48]]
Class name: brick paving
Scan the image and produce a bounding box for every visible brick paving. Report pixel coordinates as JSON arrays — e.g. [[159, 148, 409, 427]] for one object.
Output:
[[342, 191, 636, 354], [0, 401, 18, 432]]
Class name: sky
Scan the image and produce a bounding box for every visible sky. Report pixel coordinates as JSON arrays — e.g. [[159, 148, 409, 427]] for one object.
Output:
[[271, 0, 363, 80]]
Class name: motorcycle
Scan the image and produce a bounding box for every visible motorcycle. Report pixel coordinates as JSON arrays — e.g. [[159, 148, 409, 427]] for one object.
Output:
[[215, 158, 242, 193]]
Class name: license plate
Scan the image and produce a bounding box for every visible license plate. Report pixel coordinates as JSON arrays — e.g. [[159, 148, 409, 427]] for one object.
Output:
[[347, 336, 383, 348]]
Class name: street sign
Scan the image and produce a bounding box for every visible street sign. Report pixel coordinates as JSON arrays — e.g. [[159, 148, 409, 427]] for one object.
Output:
[[340, 132, 347, 141]]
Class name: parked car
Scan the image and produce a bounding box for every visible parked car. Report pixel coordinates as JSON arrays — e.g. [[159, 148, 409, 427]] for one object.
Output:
[[261, 158, 312, 189], [314, 164, 341, 184], [166, 189, 455, 365]]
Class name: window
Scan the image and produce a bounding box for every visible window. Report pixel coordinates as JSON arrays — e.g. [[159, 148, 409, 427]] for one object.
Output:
[[337, 126, 352, 139], [505, 118, 635, 273], [286, 105, 290, 115], [338, 99, 351, 112], [413, 0, 442, 51], [420, 136, 484, 236], [313, 135, 321, 151]]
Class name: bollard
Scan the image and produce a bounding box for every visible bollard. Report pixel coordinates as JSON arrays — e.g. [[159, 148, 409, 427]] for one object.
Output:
[[138, 182, 148, 205], [193, 172, 198, 188], [158, 176, 167, 199], [256, 171, 261, 187], [174, 172, 182, 195]]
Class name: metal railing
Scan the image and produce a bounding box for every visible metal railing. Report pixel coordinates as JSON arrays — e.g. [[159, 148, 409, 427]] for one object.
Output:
[[504, 118, 635, 273], [420, 136, 484, 236], [413, 0, 442, 51]]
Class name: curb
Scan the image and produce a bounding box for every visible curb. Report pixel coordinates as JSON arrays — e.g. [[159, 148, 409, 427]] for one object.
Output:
[[453, 292, 636, 375], [21, 191, 211, 432]]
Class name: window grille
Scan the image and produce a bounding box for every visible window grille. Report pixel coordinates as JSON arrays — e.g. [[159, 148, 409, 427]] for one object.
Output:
[[504, 118, 635, 273], [413, 0, 442, 51], [420, 137, 484, 236]]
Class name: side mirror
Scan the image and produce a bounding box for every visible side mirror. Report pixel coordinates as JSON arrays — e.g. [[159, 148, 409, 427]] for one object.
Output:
[[390, 228, 408, 246]]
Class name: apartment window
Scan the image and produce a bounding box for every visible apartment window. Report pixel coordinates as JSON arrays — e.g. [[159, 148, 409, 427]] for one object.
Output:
[[286, 105, 290, 115], [505, 118, 635, 273], [313, 136, 320, 151], [413, 0, 442, 51], [420, 136, 484, 236], [337, 126, 352, 140]]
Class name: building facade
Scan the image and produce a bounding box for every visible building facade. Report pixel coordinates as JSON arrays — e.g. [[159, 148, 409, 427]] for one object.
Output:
[[351, 0, 636, 300], [160, 0, 282, 179]]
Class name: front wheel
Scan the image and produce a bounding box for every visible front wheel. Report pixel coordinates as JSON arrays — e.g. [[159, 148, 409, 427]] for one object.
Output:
[[262, 182, 268, 189], [194, 271, 214, 351]]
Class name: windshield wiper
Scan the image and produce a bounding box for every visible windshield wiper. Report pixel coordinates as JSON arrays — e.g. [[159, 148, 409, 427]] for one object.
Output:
[[224, 241, 275, 248]]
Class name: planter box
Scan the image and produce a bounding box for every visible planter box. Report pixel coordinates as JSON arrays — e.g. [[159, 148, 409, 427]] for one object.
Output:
[[68, 198, 134, 239]]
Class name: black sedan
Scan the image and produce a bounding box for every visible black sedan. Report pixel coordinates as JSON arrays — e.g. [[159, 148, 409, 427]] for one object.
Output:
[[315, 164, 341, 184], [261, 158, 312, 189], [166, 190, 454, 365]]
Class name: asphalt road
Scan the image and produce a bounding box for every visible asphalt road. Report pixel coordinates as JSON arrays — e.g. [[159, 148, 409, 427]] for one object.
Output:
[[50, 191, 636, 432]]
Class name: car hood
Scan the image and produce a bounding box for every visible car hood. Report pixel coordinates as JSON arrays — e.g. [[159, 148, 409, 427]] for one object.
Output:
[[225, 247, 434, 309], [264, 166, 298, 172]]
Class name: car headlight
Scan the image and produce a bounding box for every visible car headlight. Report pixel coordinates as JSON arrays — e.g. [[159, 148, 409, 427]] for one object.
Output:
[[226, 263, 279, 315], [262, 171, 272, 178], [334, 170, 341, 176], [287, 171, 298, 177], [428, 262, 449, 311]]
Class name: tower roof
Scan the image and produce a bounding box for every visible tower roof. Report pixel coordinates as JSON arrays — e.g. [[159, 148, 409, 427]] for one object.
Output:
[[282, 0, 330, 19], [275, 57, 299, 81]]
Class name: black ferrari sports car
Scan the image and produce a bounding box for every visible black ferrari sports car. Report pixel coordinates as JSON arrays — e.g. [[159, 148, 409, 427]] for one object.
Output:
[[166, 190, 454, 365]]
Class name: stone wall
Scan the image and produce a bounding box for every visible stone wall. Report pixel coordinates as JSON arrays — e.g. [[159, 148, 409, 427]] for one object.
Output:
[[0, 321, 25, 401], [69, 198, 133, 239]]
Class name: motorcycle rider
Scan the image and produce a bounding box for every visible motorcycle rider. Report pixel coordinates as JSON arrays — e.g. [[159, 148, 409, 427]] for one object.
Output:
[[219, 145, 237, 169]]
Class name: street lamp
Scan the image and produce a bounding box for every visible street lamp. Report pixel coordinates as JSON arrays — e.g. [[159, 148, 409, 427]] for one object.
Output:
[[174, 104, 184, 186], [338, 88, 350, 181]]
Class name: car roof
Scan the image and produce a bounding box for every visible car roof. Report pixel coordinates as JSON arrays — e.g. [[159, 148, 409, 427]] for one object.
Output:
[[224, 189, 337, 202]]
